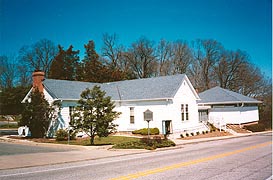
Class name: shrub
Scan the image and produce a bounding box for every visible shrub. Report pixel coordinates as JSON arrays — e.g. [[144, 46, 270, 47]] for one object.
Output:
[[132, 128, 160, 135], [55, 129, 76, 141], [196, 131, 200, 135], [153, 136, 162, 143], [156, 139, 176, 148], [180, 134, 184, 138], [205, 131, 209, 134], [140, 137, 150, 144], [113, 141, 146, 149], [55, 129, 67, 141], [208, 123, 217, 132], [113, 138, 175, 150], [245, 124, 266, 132], [186, 133, 189, 137], [202, 131, 205, 134], [190, 132, 194, 136]]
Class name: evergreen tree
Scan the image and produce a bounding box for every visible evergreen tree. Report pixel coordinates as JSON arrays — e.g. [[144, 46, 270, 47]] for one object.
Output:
[[49, 45, 80, 80], [77, 40, 109, 82], [19, 88, 53, 138], [0, 86, 30, 115], [70, 85, 120, 145]]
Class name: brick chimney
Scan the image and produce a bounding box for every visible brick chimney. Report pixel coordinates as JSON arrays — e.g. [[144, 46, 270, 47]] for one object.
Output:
[[32, 71, 45, 93]]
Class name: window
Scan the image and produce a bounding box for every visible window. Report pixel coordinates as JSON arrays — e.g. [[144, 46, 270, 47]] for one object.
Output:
[[181, 104, 189, 121], [130, 107, 134, 124], [185, 104, 189, 120], [181, 104, 184, 121]]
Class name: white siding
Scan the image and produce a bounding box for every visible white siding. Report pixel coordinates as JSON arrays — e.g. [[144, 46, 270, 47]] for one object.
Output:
[[59, 107, 70, 128], [43, 89, 54, 104], [51, 79, 201, 137], [171, 80, 200, 135], [114, 79, 201, 137], [114, 100, 171, 132], [209, 106, 259, 124]]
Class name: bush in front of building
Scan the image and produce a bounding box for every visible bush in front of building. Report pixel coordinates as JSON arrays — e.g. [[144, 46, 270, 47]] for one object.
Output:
[[132, 128, 160, 135], [55, 129, 76, 141], [244, 124, 266, 132], [113, 136, 175, 150]]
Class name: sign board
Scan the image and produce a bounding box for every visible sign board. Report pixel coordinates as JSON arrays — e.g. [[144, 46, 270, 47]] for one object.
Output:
[[144, 109, 153, 121]]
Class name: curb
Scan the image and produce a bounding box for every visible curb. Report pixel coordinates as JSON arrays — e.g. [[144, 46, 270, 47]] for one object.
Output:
[[173, 131, 272, 146]]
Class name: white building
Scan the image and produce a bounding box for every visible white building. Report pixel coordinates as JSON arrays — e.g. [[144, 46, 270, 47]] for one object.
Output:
[[23, 72, 261, 138], [23, 71, 209, 138], [198, 86, 261, 129]]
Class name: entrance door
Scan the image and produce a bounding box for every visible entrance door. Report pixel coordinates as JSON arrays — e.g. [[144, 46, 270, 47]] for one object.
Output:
[[198, 110, 208, 123], [162, 120, 172, 135]]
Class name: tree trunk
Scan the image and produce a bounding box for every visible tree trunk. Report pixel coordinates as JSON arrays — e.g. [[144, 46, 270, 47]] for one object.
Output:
[[90, 135, 95, 145]]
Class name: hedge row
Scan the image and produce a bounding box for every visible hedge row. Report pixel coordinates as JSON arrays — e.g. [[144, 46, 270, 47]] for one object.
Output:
[[132, 128, 160, 135], [113, 137, 175, 150]]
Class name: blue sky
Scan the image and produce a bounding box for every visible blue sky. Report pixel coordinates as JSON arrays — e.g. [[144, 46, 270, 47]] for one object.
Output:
[[0, 0, 272, 77]]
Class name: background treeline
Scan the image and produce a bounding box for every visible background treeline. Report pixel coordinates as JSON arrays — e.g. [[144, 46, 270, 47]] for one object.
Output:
[[0, 34, 271, 127]]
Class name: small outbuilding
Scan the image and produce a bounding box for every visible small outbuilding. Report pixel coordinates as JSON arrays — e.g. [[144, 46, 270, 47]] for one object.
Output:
[[198, 86, 262, 127]]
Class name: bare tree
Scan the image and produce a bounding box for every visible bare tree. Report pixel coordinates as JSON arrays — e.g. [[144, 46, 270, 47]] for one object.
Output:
[[236, 63, 265, 98], [17, 65, 31, 87], [171, 40, 193, 75], [19, 39, 57, 76], [101, 33, 123, 69], [126, 37, 156, 78], [0, 55, 17, 88], [155, 39, 173, 76], [214, 50, 248, 90], [190, 39, 223, 91]]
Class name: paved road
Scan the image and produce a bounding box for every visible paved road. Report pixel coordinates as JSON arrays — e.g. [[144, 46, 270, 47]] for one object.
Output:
[[0, 132, 271, 180], [0, 141, 76, 156]]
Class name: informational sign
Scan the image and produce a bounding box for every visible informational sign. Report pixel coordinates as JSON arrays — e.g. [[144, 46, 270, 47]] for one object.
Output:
[[144, 109, 153, 122]]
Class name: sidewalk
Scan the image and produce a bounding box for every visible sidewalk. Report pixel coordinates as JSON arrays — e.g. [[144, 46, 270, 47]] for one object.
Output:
[[0, 131, 271, 170]]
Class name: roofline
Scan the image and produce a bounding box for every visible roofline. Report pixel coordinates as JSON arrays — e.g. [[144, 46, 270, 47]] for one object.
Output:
[[44, 84, 58, 99], [184, 75, 201, 100], [58, 97, 173, 102], [114, 98, 173, 102], [21, 87, 33, 103], [170, 74, 200, 100], [198, 100, 262, 105]]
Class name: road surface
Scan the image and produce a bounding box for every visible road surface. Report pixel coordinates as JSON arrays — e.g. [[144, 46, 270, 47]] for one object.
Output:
[[0, 141, 75, 156], [0, 132, 272, 180]]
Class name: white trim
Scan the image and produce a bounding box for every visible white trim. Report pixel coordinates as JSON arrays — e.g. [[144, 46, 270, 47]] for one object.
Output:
[[198, 101, 262, 105], [21, 87, 34, 103], [198, 106, 211, 110], [58, 98, 173, 102], [184, 75, 201, 100]]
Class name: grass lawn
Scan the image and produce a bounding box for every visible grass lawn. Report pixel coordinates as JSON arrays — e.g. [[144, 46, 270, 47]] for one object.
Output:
[[29, 135, 140, 146], [12, 135, 175, 150]]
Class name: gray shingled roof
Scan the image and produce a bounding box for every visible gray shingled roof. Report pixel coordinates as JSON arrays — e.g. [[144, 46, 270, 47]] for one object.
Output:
[[43, 74, 188, 101], [198, 86, 261, 104]]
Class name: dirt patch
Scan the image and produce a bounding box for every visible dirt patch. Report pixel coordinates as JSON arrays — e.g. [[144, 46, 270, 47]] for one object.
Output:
[[180, 131, 233, 140]]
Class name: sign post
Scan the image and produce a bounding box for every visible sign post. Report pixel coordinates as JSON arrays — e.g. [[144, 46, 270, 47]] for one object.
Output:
[[144, 109, 153, 140]]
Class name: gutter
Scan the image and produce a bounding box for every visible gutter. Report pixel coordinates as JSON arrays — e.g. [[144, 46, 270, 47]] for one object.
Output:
[[114, 98, 173, 102], [58, 98, 174, 103], [198, 100, 262, 105]]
